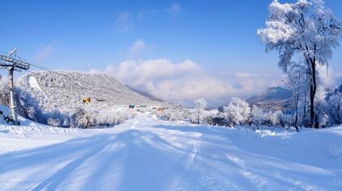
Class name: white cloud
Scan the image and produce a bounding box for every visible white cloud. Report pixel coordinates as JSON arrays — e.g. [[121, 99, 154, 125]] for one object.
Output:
[[101, 59, 236, 106], [137, 9, 160, 21], [34, 41, 56, 64], [167, 3, 182, 14], [114, 3, 182, 33], [231, 72, 281, 95], [95, 60, 281, 107], [129, 39, 146, 56], [332, 71, 342, 84], [114, 12, 134, 32]]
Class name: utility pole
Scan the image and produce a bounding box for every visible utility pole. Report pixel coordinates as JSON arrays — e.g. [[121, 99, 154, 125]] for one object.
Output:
[[0, 49, 30, 125]]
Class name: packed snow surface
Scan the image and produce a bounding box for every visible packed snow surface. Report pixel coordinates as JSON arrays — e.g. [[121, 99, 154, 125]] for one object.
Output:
[[28, 76, 48, 99], [0, 115, 341, 190]]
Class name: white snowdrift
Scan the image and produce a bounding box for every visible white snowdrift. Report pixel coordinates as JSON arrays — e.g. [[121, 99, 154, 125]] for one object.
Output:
[[0, 115, 341, 190]]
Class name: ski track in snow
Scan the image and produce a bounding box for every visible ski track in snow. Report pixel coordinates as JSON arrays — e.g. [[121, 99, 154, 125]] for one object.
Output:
[[28, 76, 49, 100], [0, 115, 342, 191]]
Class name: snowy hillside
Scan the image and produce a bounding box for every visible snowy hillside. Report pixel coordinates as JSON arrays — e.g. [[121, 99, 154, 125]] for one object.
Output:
[[0, 115, 341, 190], [14, 71, 167, 127]]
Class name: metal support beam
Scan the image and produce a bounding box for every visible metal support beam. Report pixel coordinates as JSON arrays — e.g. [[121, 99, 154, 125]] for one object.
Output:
[[0, 49, 30, 125], [8, 67, 18, 124]]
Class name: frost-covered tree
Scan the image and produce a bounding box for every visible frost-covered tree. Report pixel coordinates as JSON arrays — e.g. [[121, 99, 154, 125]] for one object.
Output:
[[258, 0, 342, 128], [0, 77, 10, 107], [250, 105, 282, 127], [70, 108, 97, 128], [285, 63, 310, 127], [195, 98, 207, 110], [327, 88, 342, 124], [250, 105, 267, 126], [194, 98, 208, 124], [224, 98, 250, 125]]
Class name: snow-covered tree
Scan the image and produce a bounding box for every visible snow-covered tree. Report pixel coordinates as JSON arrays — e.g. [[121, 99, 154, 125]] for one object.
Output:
[[250, 105, 282, 127], [0, 77, 10, 107], [223, 98, 250, 125], [258, 0, 342, 128], [285, 63, 310, 127], [327, 88, 342, 124], [250, 105, 267, 126], [195, 98, 207, 110], [194, 98, 208, 124]]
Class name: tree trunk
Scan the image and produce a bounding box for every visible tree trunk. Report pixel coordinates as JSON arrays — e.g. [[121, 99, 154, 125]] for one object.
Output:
[[309, 59, 318, 128], [294, 93, 299, 128], [337, 102, 340, 123], [303, 91, 308, 126]]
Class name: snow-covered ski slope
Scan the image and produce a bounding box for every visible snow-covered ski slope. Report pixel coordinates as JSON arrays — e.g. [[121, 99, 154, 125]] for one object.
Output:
[[0, 115, 341, 191]]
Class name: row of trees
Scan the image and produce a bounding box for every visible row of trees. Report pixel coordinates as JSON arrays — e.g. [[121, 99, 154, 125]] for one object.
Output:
[[219, 97, 340, 129], [221, 98, 292, 128]]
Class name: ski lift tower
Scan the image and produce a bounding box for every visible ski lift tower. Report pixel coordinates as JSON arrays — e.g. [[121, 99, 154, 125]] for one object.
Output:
[[0, 49, 30, 125]]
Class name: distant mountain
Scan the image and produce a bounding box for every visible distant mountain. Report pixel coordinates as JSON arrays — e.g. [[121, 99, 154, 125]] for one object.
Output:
[[247, 87, 292, 104], [245, 87, 293, 111]]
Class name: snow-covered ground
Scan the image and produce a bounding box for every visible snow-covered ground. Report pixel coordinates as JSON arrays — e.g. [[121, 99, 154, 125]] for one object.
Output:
[[0, 114, 341, 191]]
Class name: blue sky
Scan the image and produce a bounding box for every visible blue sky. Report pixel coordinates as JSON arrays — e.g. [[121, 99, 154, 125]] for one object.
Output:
[[0, 0, 341, 106]]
